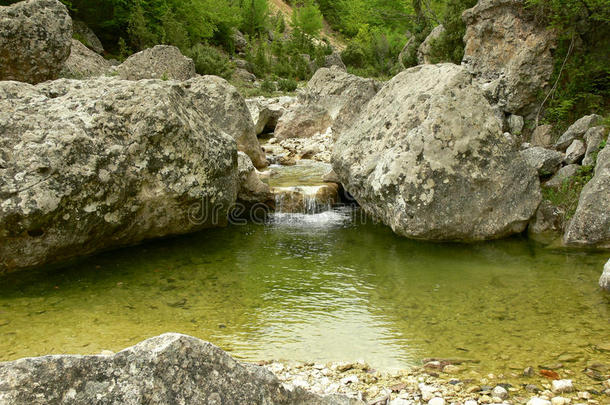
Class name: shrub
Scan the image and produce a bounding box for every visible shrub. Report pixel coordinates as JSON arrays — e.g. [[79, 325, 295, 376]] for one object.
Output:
[[277, 78, 298, 92], [260, 78, 276, 92], [186, 43, 235, 79]]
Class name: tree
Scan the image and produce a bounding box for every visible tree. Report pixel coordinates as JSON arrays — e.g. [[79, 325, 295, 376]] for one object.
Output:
[[240, 0, 269, 37], [290, 0, 323, 48]]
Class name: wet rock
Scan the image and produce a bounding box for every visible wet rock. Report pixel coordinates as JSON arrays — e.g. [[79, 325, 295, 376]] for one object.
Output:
[[563, 142, 610, 248], [526, 385, 541, 393], [544, 164, 580, 189], [60, 39, 111, 78], [464, 400, 478, 405], [600, 259, 610, 292], [531, 125, 554, 147], [73, 20, 104, 54], [0, 78, 238, 274], [419, 383, 437, 401], [462, 0, 556, 115], [275, 68, 380, 141], [116, 45, 196, 81], [418, 25, 446, 64], [583, 126, 608, 167], [0, 0, 72, 84], [524, 367, 535, 377], [551, 380, 574, 394], [550, 397, 568, 405], [492, 385, 509, 399], [564, 139, 585, 164], [0, 333, 360, 405], [555, 114, 603, 151], [272, 184, 339, 214], [322, 169, 341, 183], [187, 75, 267, 169], [520, 147, 564, 176], [236, 152, 273, 207], [333, 64, 541, 242], [325, 51, 347, 71]]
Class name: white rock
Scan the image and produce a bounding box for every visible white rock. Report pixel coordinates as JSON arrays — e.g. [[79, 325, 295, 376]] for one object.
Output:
[[527, 397, 552, 405], [419, 383, 437, 402], [428, 397, 445, 405], [492, 385, 509, 399], [464, 401, 478, 405], [340, 374, 358, 385], [551, 396, 568, 405]]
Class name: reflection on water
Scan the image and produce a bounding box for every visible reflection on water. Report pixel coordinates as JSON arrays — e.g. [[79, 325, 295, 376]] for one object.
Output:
[[0, 207, 608, 378]]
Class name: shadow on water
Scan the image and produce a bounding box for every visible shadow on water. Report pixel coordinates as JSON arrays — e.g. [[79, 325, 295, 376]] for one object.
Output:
[[0, 207, 608, 374]]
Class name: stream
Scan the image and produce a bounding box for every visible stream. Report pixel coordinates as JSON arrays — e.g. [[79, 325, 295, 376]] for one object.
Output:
[[0, 159, 609, 386]]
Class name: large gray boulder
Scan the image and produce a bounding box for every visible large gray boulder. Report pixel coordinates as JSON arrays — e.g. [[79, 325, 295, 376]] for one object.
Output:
[[0, 78, 238, 274], [116, 45, 196, 81], [274, 67, 380, 141], [73, 20, 104, 54], [601, 259, 610, 291], [332, 64, 541, 241], [188, 75, 267, 169], [462, 0, 556, 116], [60, 39, 111, 78], [246, 96, 297, 135], [555, 114, 603, 151], [563, 143, 610, 248], [0, 0, 72, 84], [417, 25, 445, 64], [0, 333, 361, 405]]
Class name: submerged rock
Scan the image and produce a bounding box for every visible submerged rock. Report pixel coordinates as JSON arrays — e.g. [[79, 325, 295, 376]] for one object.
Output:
[[0, 77, 238, 274], [0, 333, 360, 405], [333, 64, 540, 241], [60, 39, 111, 78], [462, 0, 556, 115], [600, 259, 610, 291], [563, 143, 610, 248], [275, 68, 380, 141], [116, 45, 196, 81], [0, 0, 72, 84]]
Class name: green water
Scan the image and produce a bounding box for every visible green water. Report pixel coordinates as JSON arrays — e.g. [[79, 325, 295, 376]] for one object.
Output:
[[0, 208, 609, 381]]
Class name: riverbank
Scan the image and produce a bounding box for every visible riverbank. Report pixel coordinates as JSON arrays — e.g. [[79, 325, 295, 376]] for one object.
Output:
[[266, 359, 610, 404]]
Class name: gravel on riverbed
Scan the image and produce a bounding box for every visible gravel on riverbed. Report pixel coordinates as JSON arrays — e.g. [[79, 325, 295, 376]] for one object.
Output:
[[258, 359, 610, 405]]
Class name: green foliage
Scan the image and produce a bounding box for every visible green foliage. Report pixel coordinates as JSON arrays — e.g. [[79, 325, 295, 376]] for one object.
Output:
[[291, 0, 324, 48], [526, 0, 610, 131], [240, 0, 269, 37], [278, 78, 298, 92], [341, 25, 404, 77], [426, 0, 478, 64], [542, 165, 594, 221], [260, 78, 276, 92], [186, 43, 235, 79]]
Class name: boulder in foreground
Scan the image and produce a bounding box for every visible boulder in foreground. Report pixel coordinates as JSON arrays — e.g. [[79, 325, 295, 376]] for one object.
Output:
[[333, 64, 541, 241], [0, 77, 238, 274], [600, 259, 610, 291], [0, 333, 362, 405], [0, 0, 72, 84]]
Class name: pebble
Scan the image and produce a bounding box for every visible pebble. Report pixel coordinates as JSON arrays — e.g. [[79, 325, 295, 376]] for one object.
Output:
[[551, 397, 568, 405], [390, 399, 411, 405], [526, 384, 541, 393], [419, 383, 437, 401], [428, 397, 445, 405], [465, 400, 478, 405], [552, 380, 574, 394], [527, 397, 552, 405], [524, 367, 535, 377], [492, 385, 509, 399], [443, 364, 460, 374], [340, 374, 358, 385], [577, 391, 591, 400]]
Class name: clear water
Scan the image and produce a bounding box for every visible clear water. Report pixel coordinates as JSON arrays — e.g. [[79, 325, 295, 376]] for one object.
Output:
[[0, 207, 608, 383], [262, 160, 331, 187]]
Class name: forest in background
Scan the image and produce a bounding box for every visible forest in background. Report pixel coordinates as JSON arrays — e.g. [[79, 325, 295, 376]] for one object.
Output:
[[0, 0, 608, 130]]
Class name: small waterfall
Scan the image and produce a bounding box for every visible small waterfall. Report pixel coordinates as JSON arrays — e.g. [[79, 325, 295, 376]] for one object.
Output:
[[273, 185, 337, 214]]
